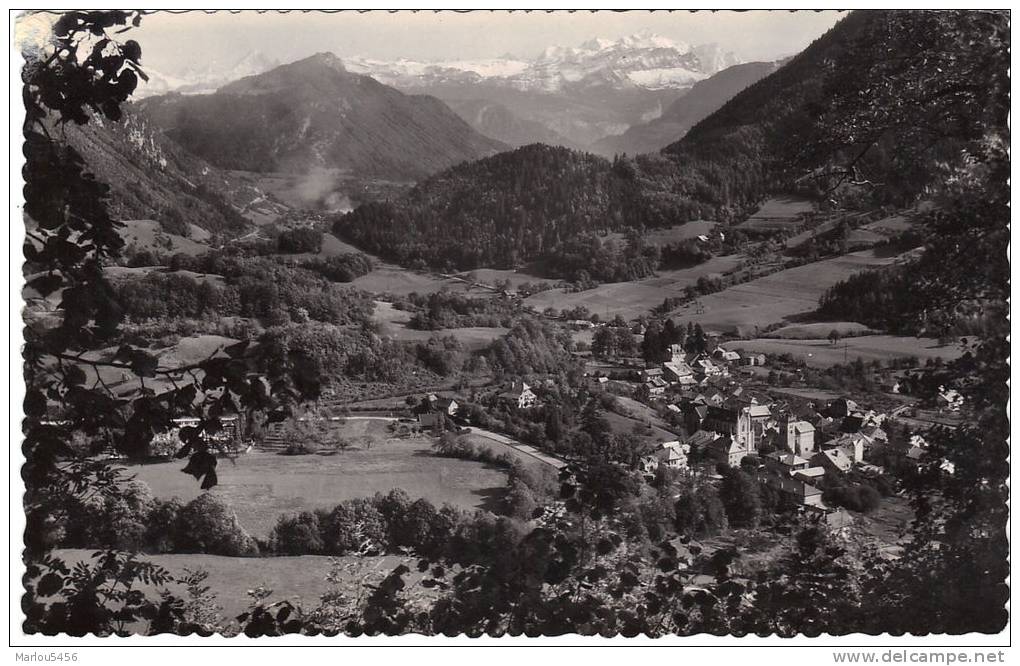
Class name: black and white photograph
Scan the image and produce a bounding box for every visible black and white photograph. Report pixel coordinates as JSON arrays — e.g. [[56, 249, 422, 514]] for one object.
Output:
[[9, 6, 1012, 650]]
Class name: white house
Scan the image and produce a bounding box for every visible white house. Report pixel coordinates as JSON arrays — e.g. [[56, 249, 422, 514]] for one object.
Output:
[[498, 381, 538, 409]]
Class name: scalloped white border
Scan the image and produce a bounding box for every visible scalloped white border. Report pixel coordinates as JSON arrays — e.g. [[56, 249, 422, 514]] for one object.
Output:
[[6, 1, 1013, 653]]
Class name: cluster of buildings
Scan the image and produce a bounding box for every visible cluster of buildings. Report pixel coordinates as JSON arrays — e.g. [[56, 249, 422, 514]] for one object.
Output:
[[640, 385, 900, 510], [596, 344, 766, 399]]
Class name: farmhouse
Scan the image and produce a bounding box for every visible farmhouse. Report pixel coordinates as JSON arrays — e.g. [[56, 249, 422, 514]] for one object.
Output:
[[498, 381, 538, 409], [644, 376, 669, 397], [640, 441, 691, 474], [713, 347, 741, 363], [761, 472, 824, 507], [415, 395, 460, 428], [937, 386, 963, 412], [740, 353, 767, 366], [764, 451, 811, 475], [828, 432, 869, 463], [811, 447, 854, 475], [692, 355, 723, 378]]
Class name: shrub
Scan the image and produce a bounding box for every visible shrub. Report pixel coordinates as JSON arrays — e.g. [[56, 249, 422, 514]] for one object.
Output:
[[145, 497, 185, 553], [321, 498, 387, 555], [823, 484, 882, 513], [60, 480, 156, 551], [504, 479, 538, 519], [175, 493, 259, 556], [270, 511, 326, 555]]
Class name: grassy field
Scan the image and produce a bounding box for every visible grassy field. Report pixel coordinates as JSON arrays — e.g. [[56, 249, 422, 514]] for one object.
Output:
[[120, 219, 211, 255], [372, 301, 508, 351], [766, 322, 876, 339], [54, 549, 422, 620], [602, 220, 718, 247], [603, 410, 680, 447], [724, 335, 964, 368], [351, 267, 471, 296], [121, 421, 509, 536], [104, 265, 226, 286], [667, 249, 910, 336], [737, 197, 815, 232], [524, 254, 743, 320], [464, 268, 551, 290], [863, 213, 914, 235]]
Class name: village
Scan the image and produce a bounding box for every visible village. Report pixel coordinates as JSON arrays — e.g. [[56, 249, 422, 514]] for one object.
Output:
[[397, 315, 966, 531]]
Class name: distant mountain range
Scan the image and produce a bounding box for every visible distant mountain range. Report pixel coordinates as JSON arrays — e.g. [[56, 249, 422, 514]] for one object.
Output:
[[591, 61, 782, 156], [346, 32, 741, 147], [135, 53, 506, 180], [134, 33, 741, 149], [345, 31, 740, 93]]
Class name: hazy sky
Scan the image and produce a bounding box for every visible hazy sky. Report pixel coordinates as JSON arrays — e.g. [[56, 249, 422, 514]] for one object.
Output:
[[123, 10, 846, 73]]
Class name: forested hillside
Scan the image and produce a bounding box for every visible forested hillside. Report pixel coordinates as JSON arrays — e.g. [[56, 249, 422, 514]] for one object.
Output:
[[333, 144, 717, 274]]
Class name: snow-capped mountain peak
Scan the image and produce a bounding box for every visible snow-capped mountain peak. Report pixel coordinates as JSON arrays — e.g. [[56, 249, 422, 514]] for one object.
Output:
[[133, 50, 281, 98], [134, 35, 740, 99]]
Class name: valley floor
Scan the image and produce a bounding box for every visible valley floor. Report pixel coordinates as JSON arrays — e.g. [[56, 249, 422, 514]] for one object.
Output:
[[122, 421, 510, 537]]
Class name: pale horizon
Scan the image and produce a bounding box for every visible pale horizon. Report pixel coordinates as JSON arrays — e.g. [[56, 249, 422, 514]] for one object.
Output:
[[114, 9, 845, 76]]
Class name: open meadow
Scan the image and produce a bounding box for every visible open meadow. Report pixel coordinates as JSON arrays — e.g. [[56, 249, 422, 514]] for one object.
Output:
[[736, 196, 814, 232], [120, 219, 211, 255], [724, 335, 964, 368], [372, 301, 508, 351], [667, 249, 911, 336], [524, 254, 743, 320], [765, 322, 876, 339], [121, 420, 509, 537]]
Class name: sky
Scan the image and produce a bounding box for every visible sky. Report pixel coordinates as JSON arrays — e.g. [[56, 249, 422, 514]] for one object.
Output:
[[120, 10, 846, 74]]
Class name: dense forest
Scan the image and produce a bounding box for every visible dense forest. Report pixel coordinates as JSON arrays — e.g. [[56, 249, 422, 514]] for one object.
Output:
[[333, 144, 710, 273]]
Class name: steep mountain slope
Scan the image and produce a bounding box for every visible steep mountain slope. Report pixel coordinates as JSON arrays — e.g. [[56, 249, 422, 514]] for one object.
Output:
[[660, 10, 1007, 210], [135, 53, 506, 180], [59, 111, 275, 238], [591, 61, 781, 156], [443, 98, 580, 149]]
